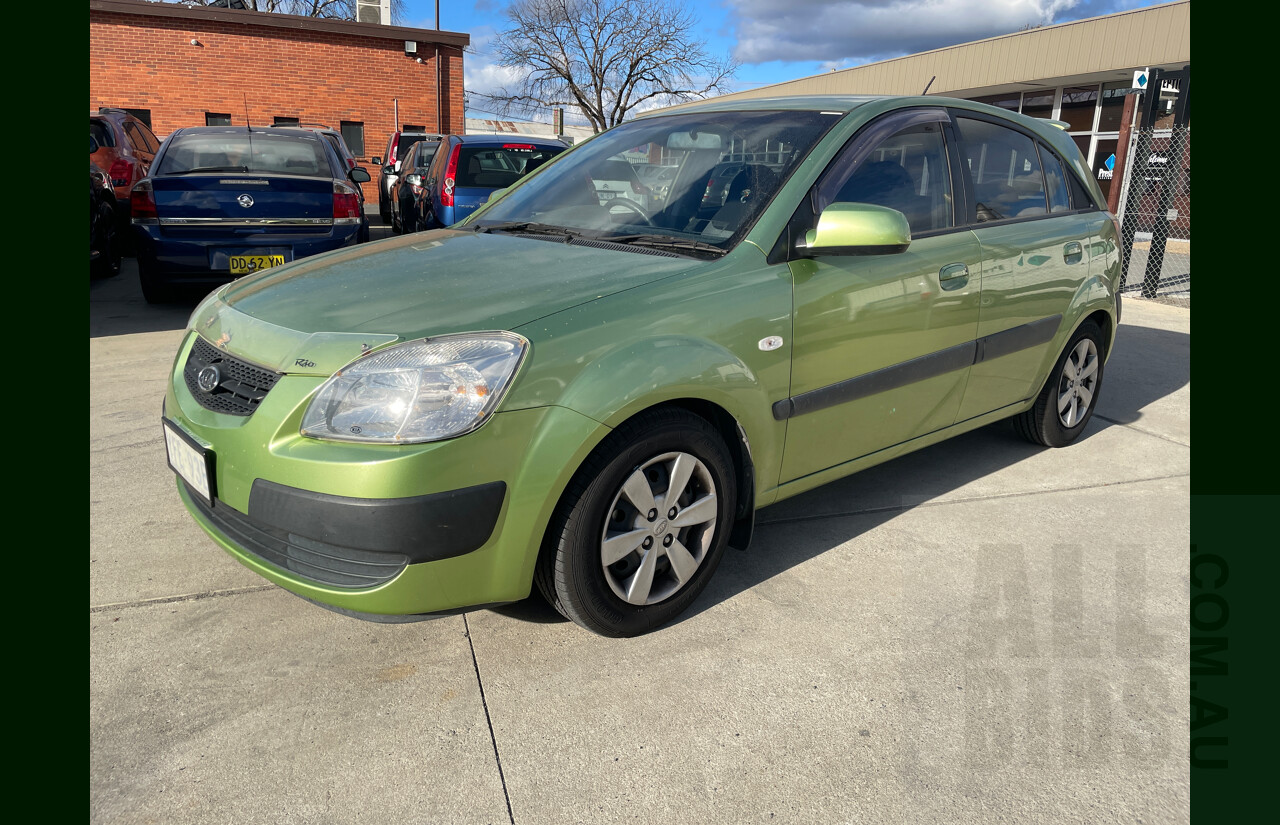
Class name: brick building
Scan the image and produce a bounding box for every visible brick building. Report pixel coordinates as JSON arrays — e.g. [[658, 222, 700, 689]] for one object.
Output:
[[89, 0, 469, 202]]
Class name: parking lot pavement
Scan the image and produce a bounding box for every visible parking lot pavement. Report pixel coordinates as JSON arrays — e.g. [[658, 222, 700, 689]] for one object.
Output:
[[91, 246, 1190, 824]]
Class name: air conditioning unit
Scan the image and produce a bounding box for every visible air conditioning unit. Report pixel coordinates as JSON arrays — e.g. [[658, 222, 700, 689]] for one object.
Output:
[[355, 0, 392, 25]]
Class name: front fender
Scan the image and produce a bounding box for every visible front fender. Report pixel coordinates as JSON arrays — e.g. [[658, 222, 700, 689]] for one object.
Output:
[[507, 258, 795, 506]]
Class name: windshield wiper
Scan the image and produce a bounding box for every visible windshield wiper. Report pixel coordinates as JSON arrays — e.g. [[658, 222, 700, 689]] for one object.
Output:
[[473, 221, 580, 241], [603, 233, 727, 257], [170, 166, 251, 174]]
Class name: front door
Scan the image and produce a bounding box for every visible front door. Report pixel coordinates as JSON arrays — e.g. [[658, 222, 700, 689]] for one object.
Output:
[[780, 110, 983, 483]]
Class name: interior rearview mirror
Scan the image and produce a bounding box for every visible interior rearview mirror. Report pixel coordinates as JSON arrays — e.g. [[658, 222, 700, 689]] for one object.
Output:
[[803, 202, 911, 256], [666, 131, 722, 150]]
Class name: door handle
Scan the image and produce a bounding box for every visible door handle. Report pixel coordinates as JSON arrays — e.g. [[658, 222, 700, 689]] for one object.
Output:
[[1063, 241, 1083, 264], [939, 262, 970, 290]]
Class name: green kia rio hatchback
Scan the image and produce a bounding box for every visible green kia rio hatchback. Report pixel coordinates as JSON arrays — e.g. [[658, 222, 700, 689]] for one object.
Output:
[[162, 95, 1120, 636]]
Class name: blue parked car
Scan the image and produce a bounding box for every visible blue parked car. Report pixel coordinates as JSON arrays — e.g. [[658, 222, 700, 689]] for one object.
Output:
[[407, 134, 567, 231], [130, 126, 371, 303]]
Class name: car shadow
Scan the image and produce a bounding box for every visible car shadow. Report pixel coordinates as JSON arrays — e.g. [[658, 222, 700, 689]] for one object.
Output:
[[491, 321, 1191, 630]]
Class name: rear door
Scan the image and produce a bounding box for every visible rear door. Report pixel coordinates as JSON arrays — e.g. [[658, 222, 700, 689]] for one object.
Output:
[[950, 113, 1106, 421]]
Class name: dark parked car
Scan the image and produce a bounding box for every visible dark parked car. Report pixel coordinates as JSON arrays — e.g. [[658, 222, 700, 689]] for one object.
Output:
[[387, 138, 445, 234], [417, 135, 567, 229], [130, 126, 371, 303], [373, 130, 443, 223], [90, 138, 122, 278]]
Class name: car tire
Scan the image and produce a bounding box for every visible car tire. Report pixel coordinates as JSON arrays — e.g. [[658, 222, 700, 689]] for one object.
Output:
[[138, 258, 178, 304], [1014, 320, 1105, 447], [378, 184, 392, 224], [91, 203, 123, 279], [535, 408, 737, 637]]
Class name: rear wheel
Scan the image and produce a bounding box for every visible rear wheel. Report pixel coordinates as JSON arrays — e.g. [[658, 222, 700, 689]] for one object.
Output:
[[536, 409, 736, 637], [1014, 320, 1105, 447], [378, 183, 392, 224]]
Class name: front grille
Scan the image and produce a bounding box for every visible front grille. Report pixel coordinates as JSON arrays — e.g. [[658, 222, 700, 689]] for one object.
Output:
[[183, 336, 282, 416], [184, 482, 409, 589]]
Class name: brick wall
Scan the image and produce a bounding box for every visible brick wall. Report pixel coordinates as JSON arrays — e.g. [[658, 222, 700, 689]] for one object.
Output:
[[89, 9, 466, 203]]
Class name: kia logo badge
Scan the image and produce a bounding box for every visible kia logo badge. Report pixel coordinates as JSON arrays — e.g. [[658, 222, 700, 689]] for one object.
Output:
[[196, 366, 221, 393]]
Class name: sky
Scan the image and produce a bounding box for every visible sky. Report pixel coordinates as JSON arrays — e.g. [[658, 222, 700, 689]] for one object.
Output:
[[398, 0, 1172, 125]]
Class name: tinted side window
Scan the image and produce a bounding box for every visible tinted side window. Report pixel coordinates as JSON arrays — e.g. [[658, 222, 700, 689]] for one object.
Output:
[[956, 117, 1047, 222], [817, 121, 954, 235], [123, 121, 147, 153], [1038, 145, 1071, 213]]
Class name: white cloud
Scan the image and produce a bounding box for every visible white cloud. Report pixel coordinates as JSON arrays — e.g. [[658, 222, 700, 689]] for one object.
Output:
[[728, 0, 1080, 65]]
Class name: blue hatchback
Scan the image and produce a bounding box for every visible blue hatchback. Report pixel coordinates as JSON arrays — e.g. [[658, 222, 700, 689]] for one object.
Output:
[[416, 134, 566, 229], [131, 126, 371, 303]]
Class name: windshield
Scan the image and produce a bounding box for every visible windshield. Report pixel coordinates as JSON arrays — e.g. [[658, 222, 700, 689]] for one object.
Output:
[[157, 132, 333, 176], [471, 110, 840, 256]]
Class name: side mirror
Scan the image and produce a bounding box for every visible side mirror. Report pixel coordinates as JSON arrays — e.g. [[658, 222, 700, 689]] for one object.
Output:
[[803, 202, 911, 256], [90, 136, 100, 154], [349, 167, 372, 183], [402, 173, 422, 187], [370, 156, 383, 166]]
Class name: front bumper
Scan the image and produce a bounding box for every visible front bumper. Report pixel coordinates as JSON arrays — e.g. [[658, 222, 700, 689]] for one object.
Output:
[[165, 331, 608, 616]]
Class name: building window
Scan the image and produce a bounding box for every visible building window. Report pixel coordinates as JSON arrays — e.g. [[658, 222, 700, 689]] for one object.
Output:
[[274, 116, 300, 126], [340, 121, 365, 157], [1019, 92, 1055, 120], [1096, 82, 1131, 132], [206, 112, 233, 126], [124, 108, 153, 129], [402, 124, 425, 133], [1059, 86, 1099, 132], [969, 93, 1019, 112]]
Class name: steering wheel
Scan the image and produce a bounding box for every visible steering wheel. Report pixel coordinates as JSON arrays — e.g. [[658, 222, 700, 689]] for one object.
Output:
[[604, 197, 654, 227]]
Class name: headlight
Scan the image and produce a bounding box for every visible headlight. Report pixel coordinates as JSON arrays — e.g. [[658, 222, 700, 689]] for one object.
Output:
[[300, 332, 528, 444]]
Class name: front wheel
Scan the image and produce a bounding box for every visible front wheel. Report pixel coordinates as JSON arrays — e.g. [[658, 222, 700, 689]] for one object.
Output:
[[536, 409, 737, 637], [1014, 320, 1105, 447]]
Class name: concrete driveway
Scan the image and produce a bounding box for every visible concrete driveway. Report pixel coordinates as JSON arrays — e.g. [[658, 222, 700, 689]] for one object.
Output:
[[90, 234, 1190, 824]]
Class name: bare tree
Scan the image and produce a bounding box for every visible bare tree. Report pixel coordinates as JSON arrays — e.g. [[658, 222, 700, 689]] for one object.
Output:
[[480, 0, 737, 133]]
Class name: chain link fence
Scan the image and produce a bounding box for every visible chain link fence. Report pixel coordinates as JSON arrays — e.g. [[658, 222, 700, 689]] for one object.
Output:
[[1117, 125, 1190, 307]]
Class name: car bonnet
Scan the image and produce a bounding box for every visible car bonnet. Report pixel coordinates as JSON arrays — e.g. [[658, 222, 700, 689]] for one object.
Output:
[[195, 228, 695, 376]]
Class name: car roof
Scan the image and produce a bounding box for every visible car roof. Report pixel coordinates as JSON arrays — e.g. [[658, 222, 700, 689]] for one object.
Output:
[[169, 126, 323, 138], [638, 95, 889, 118], [451, 134, 566, 147]]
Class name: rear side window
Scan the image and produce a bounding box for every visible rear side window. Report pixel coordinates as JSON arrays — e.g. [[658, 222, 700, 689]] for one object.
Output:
[[1038, 145, 1072, 213], [955, 117, 1047, 222], [456, 145, 565, 188], [123, 121, 150, 153], [157, 133, 330, 176]]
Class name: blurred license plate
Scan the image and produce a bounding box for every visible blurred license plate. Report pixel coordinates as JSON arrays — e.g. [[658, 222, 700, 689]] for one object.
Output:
[[230, 255, 284, 275], [598, 191, 617, 200], [163, 420, 214, 505]]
